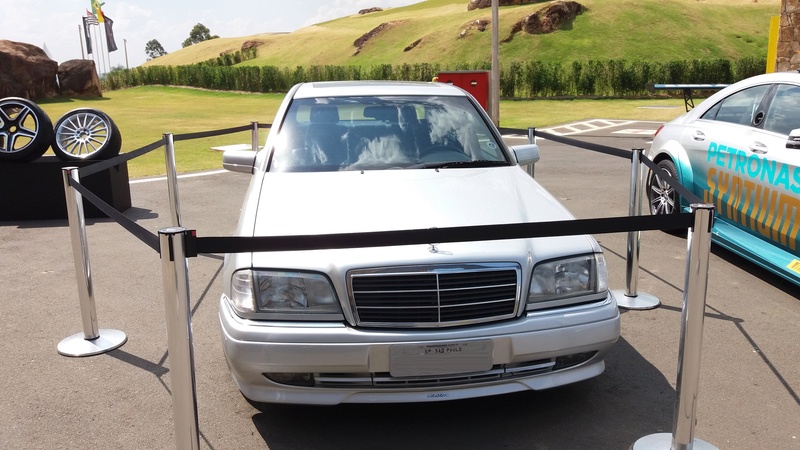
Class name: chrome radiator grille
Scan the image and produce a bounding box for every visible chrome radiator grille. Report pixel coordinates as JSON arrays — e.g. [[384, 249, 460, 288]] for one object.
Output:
[[348, 264, 520, 328]]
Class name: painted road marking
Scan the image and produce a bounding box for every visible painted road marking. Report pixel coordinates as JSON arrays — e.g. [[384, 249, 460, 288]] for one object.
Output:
[[538, 119, 637, 136], [612, 129, 658, 135], [130, 169, 228, 184]]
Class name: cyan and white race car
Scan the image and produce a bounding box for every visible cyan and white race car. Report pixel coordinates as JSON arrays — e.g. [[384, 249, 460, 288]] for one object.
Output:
[[646, 71, 800, 286]]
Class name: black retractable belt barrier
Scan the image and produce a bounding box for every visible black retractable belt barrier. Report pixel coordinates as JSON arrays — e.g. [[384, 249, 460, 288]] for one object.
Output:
[[68, 178, 160, 252], [78, 138, 166, 178], [188, 213, 694, 257], [499, 127, 631, 160], [173, 124, 253, 141]]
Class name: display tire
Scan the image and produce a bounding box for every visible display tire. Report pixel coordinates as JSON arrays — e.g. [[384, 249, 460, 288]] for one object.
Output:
[[0, 97, 54, 163], [647, 158, 680, 216], [52, 108, 122, 161]]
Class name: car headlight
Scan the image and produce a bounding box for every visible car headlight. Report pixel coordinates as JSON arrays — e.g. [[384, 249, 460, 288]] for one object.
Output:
[[229, 269, 343, 319], [528, 254, 608, 305]]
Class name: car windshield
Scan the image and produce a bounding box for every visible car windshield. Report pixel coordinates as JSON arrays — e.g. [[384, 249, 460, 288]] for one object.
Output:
[[268, 95, 509, 172]]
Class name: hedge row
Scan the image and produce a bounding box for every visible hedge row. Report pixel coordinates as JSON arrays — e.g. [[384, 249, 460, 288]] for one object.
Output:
[[103, 58, 766, 98]]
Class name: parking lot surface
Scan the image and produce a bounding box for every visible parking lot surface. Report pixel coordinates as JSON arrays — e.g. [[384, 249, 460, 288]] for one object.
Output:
[[1, 120, 798, 449]]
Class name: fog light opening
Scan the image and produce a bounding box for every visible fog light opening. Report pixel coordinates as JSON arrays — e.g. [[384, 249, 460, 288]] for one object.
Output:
[[264, 373, 315, 387], [552, 351, 597, 371]]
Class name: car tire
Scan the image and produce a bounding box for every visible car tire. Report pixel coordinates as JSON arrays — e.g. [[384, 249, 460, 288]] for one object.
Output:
[[647, 159, 680, 215], [0, 97, 54, 163], [52, 108, 122, 161]]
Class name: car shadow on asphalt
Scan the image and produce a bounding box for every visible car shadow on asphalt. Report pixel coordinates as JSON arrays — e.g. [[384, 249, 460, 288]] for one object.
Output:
[[246, 337, 674, 450], [710, 244, 799, 300]]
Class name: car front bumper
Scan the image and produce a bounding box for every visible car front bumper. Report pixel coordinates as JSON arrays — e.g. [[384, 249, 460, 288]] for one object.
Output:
[[218, 293, 621, 405]]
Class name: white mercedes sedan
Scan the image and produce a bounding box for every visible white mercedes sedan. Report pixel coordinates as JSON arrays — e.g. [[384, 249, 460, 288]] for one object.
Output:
[[219, 81, 620, 405]]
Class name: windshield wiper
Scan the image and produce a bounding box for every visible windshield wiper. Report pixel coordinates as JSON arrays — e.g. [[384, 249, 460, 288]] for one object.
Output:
[[410, 160, 511, 169]]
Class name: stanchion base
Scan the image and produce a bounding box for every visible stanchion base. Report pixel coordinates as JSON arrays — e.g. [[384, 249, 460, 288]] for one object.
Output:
[[613, 290, 661, 310], [632, 432, 718, 450], [57, 329, 127, 357]]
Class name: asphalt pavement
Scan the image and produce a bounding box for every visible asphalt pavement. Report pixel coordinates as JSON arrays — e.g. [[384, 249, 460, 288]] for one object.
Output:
[[1, 119, 798, 449]]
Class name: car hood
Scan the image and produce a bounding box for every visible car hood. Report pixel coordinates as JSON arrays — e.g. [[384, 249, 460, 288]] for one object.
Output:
[[250, 167, 575, 236]]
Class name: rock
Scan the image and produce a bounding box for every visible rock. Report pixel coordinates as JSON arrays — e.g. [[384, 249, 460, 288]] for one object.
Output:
[[504, 1, 585, 42], [353, 21, 404, 54], [57, 59, 102, 97], [404, 38, 422, 51], [0, 40, 58, 99], [358, 7, 383, 14], [520, 1, 585, 34], [241, 40, 264, 52], [459, 19, 491, 39]]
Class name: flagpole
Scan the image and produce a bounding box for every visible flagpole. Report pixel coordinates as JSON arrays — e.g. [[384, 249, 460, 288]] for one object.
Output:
[[91, 24, 100, 75], [98, 22, 107, 75], [100, 23, 107, 74], [79, 24, 85, 60]]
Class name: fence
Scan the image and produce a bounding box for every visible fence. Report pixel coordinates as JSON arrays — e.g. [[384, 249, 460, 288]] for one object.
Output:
[[59, 121, 717, 450]]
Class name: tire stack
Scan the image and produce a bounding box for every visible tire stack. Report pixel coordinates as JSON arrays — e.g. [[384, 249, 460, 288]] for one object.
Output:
[[0, 97, 122, 163]]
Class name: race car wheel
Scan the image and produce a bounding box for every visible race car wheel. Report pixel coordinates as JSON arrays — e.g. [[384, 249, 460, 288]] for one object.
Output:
[[52, 108, 122, 161], [0, 97, 54, 163], [647, 159, 680, 215]]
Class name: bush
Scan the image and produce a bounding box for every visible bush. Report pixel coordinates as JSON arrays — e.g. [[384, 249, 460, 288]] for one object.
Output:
[[102, 58, 767, 98]]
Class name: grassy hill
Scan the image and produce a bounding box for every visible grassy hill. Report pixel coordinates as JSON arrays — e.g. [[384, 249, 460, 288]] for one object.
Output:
[[145, 0, 781, 68]]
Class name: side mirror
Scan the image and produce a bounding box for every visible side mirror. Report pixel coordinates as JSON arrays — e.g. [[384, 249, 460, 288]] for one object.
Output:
[[510, 143, 540, 166], [222, 149, 257, 174], [787, 128, 800, 150]]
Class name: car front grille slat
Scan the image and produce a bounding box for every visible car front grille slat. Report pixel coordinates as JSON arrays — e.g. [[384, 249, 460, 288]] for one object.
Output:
[[349, 264, 520, 328]]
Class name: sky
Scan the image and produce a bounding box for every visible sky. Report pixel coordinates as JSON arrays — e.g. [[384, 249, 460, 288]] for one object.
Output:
[[3, 0, 422, 69]]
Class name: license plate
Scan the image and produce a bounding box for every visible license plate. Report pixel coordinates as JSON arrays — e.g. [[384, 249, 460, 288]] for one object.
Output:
[[389, 341, 493, 377]]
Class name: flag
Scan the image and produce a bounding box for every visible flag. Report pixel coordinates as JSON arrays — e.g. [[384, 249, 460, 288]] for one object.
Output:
[[85, 9, 98, 26], [82, 16, 93, 54], [104, 14, 118, 52], [90, 0, 105, 23]]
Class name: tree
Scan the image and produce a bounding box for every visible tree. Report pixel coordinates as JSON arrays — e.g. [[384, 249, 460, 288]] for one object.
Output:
[[145, 39, 167, 60], [182, 23, 219, 48]]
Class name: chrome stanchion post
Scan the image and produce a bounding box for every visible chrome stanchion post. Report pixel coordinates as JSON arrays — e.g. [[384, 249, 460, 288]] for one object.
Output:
[[164, 133, 182, 227], [251, 121, 259, 152], [526, 127, 535, 177], [614, 148, 660, 310], [632, 204, 718, 450], [159, 227, 200, 450], [57, 167, 127, 357]]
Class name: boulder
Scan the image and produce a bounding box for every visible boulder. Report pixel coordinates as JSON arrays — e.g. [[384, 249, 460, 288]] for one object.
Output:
[[57, 59, 102, 97], [358, 7, 383, 14], [518, 1, 584, 34], [0, 40, 58, 99], [241, 40, 264, 52], [459, 19, 491, 39], [504, 1, 585, 41], [353, 21, 404, 55]]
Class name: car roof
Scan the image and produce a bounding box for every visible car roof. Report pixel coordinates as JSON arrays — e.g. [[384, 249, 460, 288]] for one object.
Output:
[[731, 70, 800, 87], [679, 70, 800, 121], [291, 80, 469, 99]]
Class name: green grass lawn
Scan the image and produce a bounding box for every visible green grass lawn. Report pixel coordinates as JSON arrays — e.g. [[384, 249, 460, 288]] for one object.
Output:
[[38, 86, 686, 178], [39, 87, 285, 178], [148, 0, 779, 68]]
